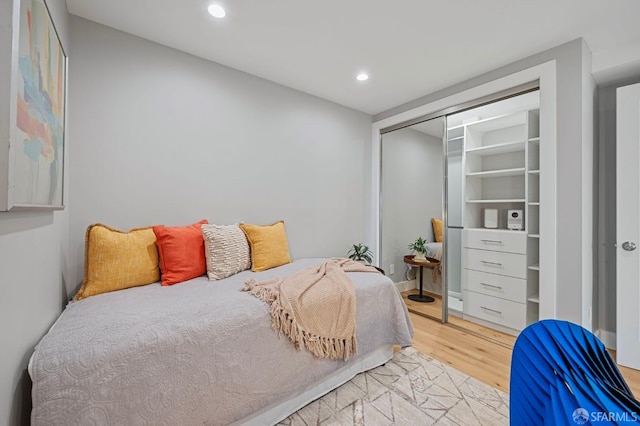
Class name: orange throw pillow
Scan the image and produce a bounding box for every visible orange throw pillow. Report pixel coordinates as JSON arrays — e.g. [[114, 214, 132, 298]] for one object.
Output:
[[153, 220, 208, 286]]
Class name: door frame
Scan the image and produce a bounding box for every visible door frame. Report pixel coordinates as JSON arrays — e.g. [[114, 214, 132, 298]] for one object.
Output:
[[371, 61, 558, 321]]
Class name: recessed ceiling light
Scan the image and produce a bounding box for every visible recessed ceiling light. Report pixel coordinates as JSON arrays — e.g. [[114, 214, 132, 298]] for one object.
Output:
[[356, 73, 369, 82], [208, 4, 226, 18]]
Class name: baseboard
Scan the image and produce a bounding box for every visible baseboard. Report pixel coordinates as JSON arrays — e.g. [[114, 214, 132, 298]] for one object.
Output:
[[394, 279, 416, 293], [596, 329, 616, 350]]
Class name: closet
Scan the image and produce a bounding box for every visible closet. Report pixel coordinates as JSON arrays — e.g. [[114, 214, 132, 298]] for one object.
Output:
[[448, 91, 541, 334], [378, 81, 556, 339]]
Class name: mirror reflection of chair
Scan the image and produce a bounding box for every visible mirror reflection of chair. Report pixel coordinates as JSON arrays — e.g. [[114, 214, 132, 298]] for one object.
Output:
[[510, 319, 640, 425]]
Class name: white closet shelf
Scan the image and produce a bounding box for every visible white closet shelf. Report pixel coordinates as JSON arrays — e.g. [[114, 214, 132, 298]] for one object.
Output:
[[528, 137, 541, 142], [465, 111, 527, 132], [528, 201, 540, 206], [528, 170, 540, 175], [527, 293, 540, 303], [528, 264, 540, 271], [466, 167, 525, 178], [448, 136, 464, 142], [467, 199, 525, 203], [528, 234, 540, 238], [465, 140, 525, 156]]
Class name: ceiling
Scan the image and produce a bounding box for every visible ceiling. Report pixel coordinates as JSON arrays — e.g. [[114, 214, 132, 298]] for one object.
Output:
[[65, 0, 640, 115]]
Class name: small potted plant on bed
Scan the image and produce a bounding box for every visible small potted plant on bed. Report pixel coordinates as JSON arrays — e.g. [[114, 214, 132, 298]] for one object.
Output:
[[408, 237, 429, 262], [347, 243, 373, 265]]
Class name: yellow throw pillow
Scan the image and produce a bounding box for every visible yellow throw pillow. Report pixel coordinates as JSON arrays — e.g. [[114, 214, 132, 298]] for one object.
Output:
[[432, 218, 443, 243], [74, 224, 160, 300], [240, 221, 292, 272]]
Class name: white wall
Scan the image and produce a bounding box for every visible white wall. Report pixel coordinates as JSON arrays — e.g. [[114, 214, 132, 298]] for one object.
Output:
[[597, 84, 616, 344], [67, 17, 372, 293], [371, 39, 595, 327], [0, 1, 71, 424], [381, 127, 443, 283]]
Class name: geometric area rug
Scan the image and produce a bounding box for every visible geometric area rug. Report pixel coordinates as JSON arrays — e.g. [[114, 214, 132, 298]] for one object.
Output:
[[278, 347, 509, 425]]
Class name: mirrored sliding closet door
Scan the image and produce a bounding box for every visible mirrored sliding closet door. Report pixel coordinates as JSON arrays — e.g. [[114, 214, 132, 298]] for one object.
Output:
[[380, 116, 446, 322]]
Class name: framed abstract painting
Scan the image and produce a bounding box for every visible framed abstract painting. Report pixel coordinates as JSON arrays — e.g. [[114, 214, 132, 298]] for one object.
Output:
[[1, 0, 67, 211]]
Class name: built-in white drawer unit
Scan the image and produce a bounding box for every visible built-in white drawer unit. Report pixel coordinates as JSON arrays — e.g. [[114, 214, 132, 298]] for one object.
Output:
[[464, 291, 527, 331], [465, 269, 527, 303], [463, 229, 526, 254], [463, 248, 527, 279], [462, 228, 529, 333]]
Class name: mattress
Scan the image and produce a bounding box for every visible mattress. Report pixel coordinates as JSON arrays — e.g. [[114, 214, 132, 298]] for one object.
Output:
[[30, 258, 414, 425]]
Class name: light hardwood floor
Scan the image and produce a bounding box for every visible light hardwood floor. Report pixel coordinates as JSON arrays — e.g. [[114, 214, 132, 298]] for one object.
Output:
[[402, 291, 640, 399]]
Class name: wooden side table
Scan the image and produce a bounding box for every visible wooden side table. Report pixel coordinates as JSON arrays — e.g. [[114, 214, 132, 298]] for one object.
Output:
[[403, 255, 440, 303]]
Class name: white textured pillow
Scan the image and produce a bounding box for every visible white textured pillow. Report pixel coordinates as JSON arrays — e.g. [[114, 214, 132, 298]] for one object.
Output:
[[201, 224, 251, 280]]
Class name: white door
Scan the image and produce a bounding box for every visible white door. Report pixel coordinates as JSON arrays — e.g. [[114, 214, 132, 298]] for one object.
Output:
[[616, 82, 640, 370]]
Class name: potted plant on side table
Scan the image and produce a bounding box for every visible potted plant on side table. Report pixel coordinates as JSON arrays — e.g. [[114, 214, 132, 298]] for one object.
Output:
[[408, 237, 429, 262]]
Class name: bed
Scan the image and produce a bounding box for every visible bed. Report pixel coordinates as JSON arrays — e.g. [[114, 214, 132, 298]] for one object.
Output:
[[425, 241, 442, 260], [29, 257, 414, 425]]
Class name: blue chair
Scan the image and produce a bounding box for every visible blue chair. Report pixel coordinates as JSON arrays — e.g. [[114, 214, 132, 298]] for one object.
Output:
[[510, 319, 640, 425]]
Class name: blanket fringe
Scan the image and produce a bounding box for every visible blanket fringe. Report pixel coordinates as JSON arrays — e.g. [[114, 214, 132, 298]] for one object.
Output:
[[242, 269, 359, 361], [241, 279, 278, 304], [270, 297, 357, 361]]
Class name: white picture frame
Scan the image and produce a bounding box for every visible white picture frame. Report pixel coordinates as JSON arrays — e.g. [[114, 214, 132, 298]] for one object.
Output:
[[1, 0, 67, 211]]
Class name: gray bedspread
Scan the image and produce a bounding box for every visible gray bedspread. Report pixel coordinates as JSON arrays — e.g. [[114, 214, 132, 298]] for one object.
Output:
[[30, 258, 413, 425]]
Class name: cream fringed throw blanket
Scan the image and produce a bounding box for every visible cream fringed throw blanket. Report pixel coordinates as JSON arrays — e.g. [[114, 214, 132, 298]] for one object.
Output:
[[241, 258, 380, 361]]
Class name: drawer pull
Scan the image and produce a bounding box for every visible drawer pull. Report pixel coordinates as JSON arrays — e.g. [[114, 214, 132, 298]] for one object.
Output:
[[480, 239, 503, 244], [480, 260, 503, 267], [480, 282, 503, 290], [481, 306, 503, 315]]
